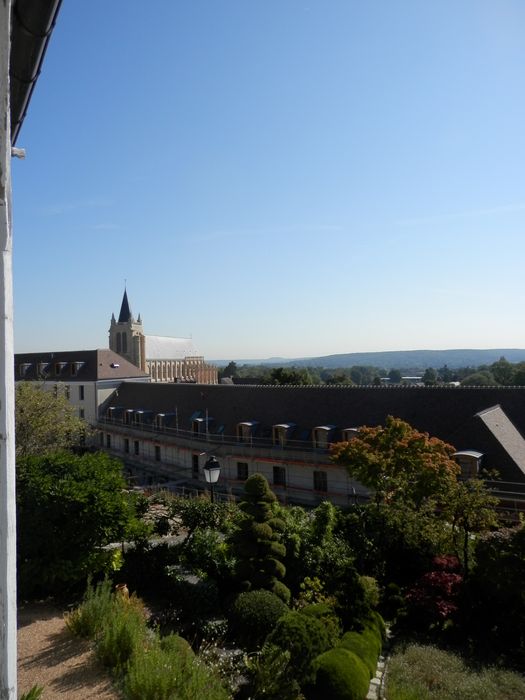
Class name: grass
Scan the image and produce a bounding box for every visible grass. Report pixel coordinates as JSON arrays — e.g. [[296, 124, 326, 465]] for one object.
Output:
[[386, 644, 525, 700]]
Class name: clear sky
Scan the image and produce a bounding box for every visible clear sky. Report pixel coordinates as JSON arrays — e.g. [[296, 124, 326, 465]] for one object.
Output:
[[11, 0, 525, 360]]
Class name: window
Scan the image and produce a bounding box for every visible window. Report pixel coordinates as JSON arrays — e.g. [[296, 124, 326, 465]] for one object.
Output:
[[237, 462, 249, 481], [99, 432, 104, 446], [313, 471, 328, 492], [106, 434, 111, 448], [134, 440, 139, 456], [273, 466, 286, 487], [155, 445, 161, 462], [79, 408, 85, 419], [237, 421, 258, 442], [122, 333, 127, 354], [192, 454, 199, 479], [124, 438, 129, 454], [116, 333, 122, 353], [79, 385, 85, 401], [65, 385, 70, 400], [70, 362, 77, 376], [313, 426, 334, 449]]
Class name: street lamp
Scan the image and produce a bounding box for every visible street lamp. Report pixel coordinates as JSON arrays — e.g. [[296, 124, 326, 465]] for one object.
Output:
[[203, 455, 221, 503]]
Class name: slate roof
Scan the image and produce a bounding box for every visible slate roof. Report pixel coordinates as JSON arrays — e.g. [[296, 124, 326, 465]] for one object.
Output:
[[102, 383, 525, 484], [15, 349, 149, 382]]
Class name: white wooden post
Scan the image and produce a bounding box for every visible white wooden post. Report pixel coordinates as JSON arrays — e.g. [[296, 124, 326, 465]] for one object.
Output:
[[0, 0, 17, 697]]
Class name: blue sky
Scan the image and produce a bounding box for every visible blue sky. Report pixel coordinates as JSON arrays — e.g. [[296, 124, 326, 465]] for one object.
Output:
[[12, 0, 525, 360]]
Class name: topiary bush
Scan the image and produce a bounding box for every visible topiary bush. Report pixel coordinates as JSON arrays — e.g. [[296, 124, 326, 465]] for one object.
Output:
[[300, 602, 341, 647], [229, 474, 291, 603], [229, 589, 288, 650], [338, 630, 379, 678], [306, 647, 370, 700], [266, 610, 332, 685]]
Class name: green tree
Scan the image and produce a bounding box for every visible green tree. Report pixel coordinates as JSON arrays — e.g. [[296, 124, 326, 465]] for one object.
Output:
[[17, 451, 144, 596], [388, 369, 402, 384], [229, 474, 290, 603], [460, 370, 496, 386], [490, 356, 515, 385], [444, 479, 498, 577], [330, 416, 460, 509], [269, 367, 314, 385], [15, 382, 89, 458], [219, 361, 239, 379], [422, 368, 438, 385]]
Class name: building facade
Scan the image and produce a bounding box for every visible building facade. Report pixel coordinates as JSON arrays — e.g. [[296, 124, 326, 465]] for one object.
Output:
[[98, 383, 525, 513], [15, 349, 150, 425]]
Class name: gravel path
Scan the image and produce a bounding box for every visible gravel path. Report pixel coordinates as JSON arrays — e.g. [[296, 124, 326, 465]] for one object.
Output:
[[18, 602, 120, 699]]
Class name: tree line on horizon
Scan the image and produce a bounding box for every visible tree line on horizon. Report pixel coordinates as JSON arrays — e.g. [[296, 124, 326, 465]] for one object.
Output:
[[219, 356, 525, 387]]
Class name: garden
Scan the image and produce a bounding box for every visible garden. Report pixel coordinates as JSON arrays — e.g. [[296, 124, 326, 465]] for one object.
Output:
[[15, 394, 525, 699]]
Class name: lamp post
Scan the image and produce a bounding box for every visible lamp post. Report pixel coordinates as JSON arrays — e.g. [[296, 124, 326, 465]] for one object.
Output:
[[203, 455, 221, 503]]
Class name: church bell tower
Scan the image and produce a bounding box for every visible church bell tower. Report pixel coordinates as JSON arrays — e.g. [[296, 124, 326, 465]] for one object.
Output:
[[109, 289, 146, 371]]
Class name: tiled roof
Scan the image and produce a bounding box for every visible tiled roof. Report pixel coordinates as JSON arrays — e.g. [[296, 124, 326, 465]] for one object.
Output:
[[15, 349, 149, 382], [102, 383, 525, 483]]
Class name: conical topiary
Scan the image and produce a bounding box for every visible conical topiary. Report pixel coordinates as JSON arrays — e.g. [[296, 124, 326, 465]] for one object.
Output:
[[230, 474, 290, 603]]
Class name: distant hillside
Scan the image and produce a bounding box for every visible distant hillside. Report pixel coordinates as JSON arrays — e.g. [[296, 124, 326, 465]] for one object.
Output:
[[215, 349, 525, 371], [288, 349, 525, 370]]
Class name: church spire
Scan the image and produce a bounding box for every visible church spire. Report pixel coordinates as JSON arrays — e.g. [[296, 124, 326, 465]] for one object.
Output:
[[118, 288, 132, 323]]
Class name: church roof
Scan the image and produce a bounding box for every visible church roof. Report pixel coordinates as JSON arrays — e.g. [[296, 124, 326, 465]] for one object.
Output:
[[145, 335, 199, 360], [118, 290, 132, 323]]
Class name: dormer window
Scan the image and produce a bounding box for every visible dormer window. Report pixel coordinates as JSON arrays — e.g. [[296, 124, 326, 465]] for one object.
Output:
[[18, 362, 31, 378], [313, 425, 336, 449], [192, 416, 214, 435], [272, 423, 296, 447], [37, 362, 49, 376], [237, 421, 259, 443], [454, 451, 483, 479], [342, 428, 359, 441], [155, 413, 165, 430], [54, 362, 67, 376], [70, 361, 84, 376]]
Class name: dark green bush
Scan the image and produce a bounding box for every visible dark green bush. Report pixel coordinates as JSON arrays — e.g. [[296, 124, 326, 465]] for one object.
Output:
[[300, 602, 341, 647], [230, 589, 288, 649], [306, 647, 370, 700], [159, 632, 194, 658], [266, 610, 332, 685], [338, 630, 379, 678]]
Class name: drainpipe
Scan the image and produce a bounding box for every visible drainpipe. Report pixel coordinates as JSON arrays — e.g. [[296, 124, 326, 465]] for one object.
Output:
[[0, 1, 17, 696]]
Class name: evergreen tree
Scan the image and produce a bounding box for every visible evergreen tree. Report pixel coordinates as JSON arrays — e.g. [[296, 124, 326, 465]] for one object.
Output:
[[230, 474, 290, 603]]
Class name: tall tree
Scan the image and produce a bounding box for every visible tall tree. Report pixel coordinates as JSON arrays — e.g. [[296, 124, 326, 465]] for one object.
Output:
[[15, 382, 88, 458], [330, 416, 460, 508], [17, 451, 144, 596]]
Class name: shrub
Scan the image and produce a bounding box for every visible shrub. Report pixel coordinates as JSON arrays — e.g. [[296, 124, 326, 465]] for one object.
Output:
[[266, 610, 332, 685], [306, 647, 370, 700], [360, 575, 380, 609], [338, 630, 379, 678], [386, 644, 525, 700], [229, 589, 288, 649], [300, 602, 342, 647], [159, 632, 194, 658], [95, 598, 147, 670], [241, 644, 300, 700], [65, 578, 115, 638], [229, 474, 290, 602], [124, 643, 229, 700]]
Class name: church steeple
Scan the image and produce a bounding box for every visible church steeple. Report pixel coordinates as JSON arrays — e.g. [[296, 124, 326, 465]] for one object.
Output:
[[118, 289, 132, 323], [109, 288, 145, 371]]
